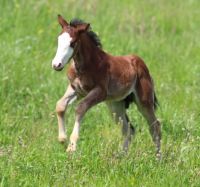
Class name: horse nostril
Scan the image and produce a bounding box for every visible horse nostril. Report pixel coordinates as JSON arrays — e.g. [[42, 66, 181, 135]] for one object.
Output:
[[53, 63, 61, 69], [58, 63, 62, 68]]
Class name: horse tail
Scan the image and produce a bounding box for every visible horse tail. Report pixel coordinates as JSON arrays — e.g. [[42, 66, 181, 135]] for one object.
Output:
[[151, 75, 159, 111], [154, 91, 159, 110]]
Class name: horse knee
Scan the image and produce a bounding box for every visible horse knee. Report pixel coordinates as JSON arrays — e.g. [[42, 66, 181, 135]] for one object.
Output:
[[56, 100, 66, 115]]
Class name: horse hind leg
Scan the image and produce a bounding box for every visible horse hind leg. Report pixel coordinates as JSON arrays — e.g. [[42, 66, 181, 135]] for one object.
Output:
[[123, 92, 136, 149], [106, 101, 135, 152], [124, 114, 135, 150], [135, 78, 162, 159], [143, 108, 161, 159]]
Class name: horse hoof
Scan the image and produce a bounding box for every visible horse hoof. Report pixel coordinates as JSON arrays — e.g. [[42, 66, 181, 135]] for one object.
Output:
[[156, 152, 162, 160], [66, 143, 76, 152]]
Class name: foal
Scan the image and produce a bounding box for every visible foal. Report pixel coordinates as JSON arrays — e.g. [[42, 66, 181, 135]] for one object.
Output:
[[52, 15, 161, 158]]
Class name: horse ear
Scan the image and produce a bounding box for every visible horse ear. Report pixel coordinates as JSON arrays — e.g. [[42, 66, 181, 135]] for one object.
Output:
[[77, 23, 90, 33], [58, 14, 68, 28]]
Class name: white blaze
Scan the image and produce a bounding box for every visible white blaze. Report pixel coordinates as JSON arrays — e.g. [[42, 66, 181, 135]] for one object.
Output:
[[52, 32, 74, 70]]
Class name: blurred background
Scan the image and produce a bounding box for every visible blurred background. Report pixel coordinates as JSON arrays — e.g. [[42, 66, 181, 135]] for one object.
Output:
[[0, 0, 200, 186]]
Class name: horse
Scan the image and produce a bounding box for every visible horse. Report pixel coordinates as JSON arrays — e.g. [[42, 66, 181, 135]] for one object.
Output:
[[52, 15, 161, 158]]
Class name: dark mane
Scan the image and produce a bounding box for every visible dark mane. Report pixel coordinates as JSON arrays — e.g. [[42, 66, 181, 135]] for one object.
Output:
[[70, 18, 102, 48]]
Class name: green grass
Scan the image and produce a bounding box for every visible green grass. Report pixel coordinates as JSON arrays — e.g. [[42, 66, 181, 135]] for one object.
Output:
[[1, 0, 200, 186]]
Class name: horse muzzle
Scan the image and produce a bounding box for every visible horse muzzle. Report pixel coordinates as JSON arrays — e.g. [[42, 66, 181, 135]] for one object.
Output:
[[52, 62, 64, 71]]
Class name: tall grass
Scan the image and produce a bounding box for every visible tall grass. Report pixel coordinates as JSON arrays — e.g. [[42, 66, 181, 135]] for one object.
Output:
[[0, 0, 200, 186]]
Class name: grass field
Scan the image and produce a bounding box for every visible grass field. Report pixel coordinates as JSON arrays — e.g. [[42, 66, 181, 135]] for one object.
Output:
[[0, 0, 200, 186]]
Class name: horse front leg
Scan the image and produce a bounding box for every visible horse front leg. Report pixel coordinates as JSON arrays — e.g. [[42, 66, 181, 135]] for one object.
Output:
[[56, 84, 77, 143], [67, 86, 106, 152]]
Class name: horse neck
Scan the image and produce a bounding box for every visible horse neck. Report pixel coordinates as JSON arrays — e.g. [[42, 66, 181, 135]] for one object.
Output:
[[73, 33, 105, 73]]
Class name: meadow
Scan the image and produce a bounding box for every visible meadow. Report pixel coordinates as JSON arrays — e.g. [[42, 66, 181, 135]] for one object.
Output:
[[0, 0, 200, 186]]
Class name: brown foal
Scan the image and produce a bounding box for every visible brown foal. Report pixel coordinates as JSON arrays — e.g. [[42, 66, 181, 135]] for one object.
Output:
[[52, 15, 161, 158]]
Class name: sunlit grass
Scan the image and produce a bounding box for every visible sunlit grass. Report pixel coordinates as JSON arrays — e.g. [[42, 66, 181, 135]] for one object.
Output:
[[0, 0, 200, 186]]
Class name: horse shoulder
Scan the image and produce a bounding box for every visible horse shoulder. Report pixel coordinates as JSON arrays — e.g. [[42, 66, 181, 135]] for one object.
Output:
[[67, 61, 77, 82]]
